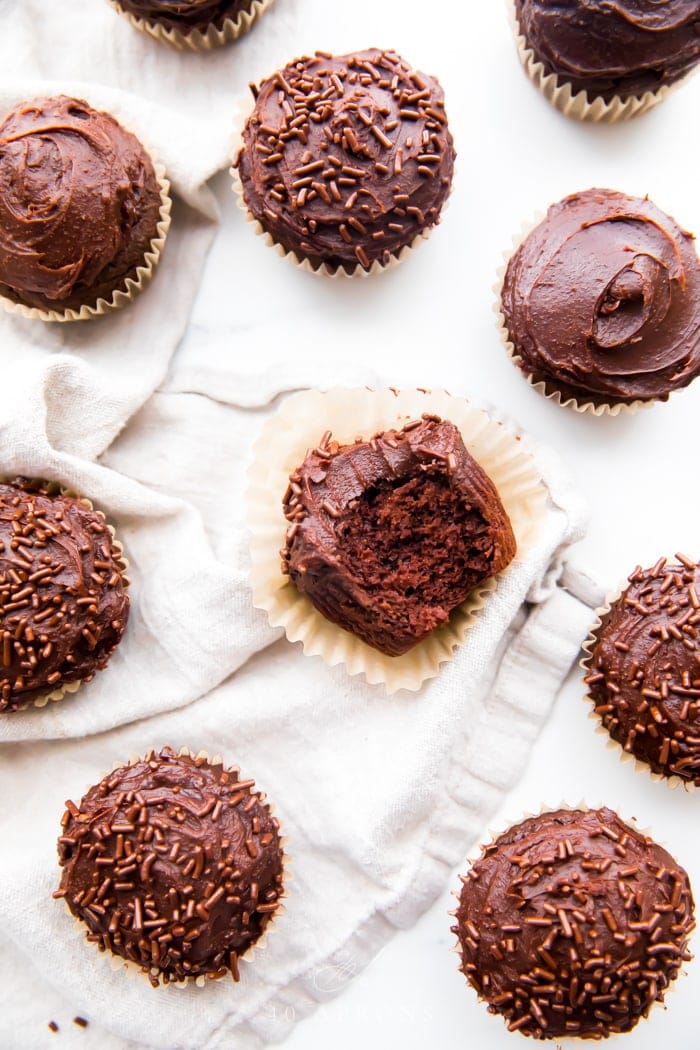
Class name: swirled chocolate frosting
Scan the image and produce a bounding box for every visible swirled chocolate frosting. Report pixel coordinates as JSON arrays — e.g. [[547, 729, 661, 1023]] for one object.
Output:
[[586, 555, 700, 782], [0, 480, 129, 714], [515, 0, 700, 101], [0, 95, 163, 312], [56, 747, 284, 985], [114, 0, 255, 32], [502, 188, 700, 406], [455, 808, 695, 1038], [235, 49, 455, 273], [282, 416, 516, 656]]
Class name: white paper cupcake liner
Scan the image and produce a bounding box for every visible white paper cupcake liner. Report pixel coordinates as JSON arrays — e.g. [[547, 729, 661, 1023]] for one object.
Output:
[[0, 478, 130, 713], [0, 104, 172, 323], [495, 211, 653, 416], [247, 387, 548, 693], [451, 800, 695, 1045], [581, 558, 699, 793], [55, 746, 288, 988], [507, 0, 679, 123], [109, 0, 275, 50], [230, 82, 454, 279]]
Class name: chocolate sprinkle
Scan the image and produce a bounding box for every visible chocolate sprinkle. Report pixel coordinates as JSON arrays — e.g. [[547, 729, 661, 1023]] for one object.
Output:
[[56, 747, 285, 986], [235, 49, 455, 273], [0, 479, 129, 714], [454, 808, 695, 1038], [585, 556, 700, 783]]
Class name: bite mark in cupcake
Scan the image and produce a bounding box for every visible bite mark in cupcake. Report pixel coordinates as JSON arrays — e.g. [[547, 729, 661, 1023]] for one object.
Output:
[[282, 416, 516, 656]]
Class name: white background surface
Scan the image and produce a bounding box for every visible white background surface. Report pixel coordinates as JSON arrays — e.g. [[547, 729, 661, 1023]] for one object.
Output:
[[4, 0, 700, 1046]]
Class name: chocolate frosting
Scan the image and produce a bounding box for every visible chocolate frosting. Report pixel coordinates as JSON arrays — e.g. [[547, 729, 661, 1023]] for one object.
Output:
[[235, 49, 455, 272], [282, 416, 516, 656], [586, 555, 700, 782], [515, 0, 700, 101], [0, 95, 163, 312], [502, 188, 700, 406], [455, 807, 695, 1038], [56, 747, 284, 985], [115, 0, 254, 31], [0, 481, 129, 714]]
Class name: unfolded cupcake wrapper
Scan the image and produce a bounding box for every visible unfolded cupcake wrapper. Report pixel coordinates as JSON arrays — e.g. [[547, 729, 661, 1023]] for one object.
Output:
[[0, 120, 172, 324], [451, 800, 689, 1046], [58, 746, 288, 989], [495, 212, 653, 416], [507, 0, 676, 123], [109, 0, 275, 50], [580, 573, 697, 794], [0, 478, 130, 713], [230, 92, 453, 279], [247, 387, 548, 694]]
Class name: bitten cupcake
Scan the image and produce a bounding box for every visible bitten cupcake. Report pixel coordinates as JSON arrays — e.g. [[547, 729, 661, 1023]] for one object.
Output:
[[512, 0, 700, 121], [234, 49, 455, 275], [584, 555, 700, 785], [55, 747, 285, 985], [0, 480, 129, 714], [282, 416, 516, 656], [249, 388, 547, 692], [500, 188, 700, 411], [0, 95, 170, 321], [109, 0, 273, 49], [454, 807, 695, 1038]]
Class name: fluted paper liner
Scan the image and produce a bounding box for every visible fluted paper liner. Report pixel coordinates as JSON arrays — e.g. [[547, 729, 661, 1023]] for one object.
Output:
[[452, 800, 694, 1045], [507, 0, 682, 123], [495, 210, 653, 416], [110, 0, 275, 50], [57, 746, 288, 988], [0, 110, 171, 323], [0, 478, 129, 713], [247, 387, 548, 693], [581, 564, 698, 793], [230, 85, 453, 279]]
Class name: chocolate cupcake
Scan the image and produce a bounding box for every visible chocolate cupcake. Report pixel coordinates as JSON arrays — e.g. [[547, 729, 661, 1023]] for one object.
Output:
[[282, 416, 516, 656], [234, 49, 455, 275], [55, 747, 285, 985], [0, 95, 170, 321], [584, 555, 700, 785], [500, 188, 700, 411], [0, 480, 129, 714], [109, 0, 273, 49], [512, 0, 700, 121], [454, 807, 695, 1038]]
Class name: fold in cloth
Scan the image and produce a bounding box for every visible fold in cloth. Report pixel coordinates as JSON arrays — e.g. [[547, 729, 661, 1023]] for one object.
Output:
[[0, 347, 593, 1048]]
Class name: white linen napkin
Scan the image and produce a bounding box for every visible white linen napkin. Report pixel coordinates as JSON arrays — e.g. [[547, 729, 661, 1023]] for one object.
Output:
[[0, 341, 597, 1049]]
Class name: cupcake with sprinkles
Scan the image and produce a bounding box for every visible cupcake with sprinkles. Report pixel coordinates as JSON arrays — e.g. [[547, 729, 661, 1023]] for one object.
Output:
[[454, 806, 695, 1038], [0, 479, 129, 714], [584, 554, 700, 786], [55, 747, 285, 985], [233, 48, 456, 275]]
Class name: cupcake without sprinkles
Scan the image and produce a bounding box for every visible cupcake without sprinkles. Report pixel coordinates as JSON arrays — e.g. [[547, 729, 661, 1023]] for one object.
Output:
[[234, 49, 456, 275], [512, 0, 700, 121], [109, 0, 274, 49], [0, 95, 170, 321], [500, 188, 700, 411]]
